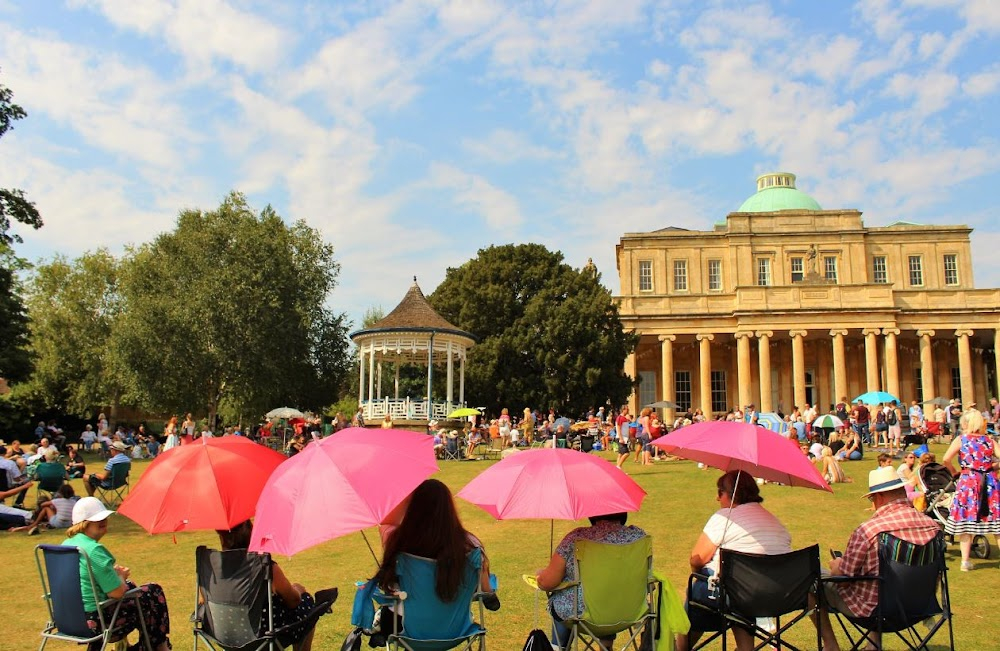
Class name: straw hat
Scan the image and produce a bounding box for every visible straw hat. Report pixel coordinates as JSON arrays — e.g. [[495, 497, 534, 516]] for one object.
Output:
[[862, 466, 905, 498]]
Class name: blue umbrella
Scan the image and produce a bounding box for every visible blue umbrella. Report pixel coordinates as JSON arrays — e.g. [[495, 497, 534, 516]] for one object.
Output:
[[853, 391, 900, 405], [553, 417, 573, 432], [755, 412, 789, 435]]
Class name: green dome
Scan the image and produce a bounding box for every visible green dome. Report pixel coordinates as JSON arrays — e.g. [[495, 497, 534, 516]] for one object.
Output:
[[737, 172, 822, 212]]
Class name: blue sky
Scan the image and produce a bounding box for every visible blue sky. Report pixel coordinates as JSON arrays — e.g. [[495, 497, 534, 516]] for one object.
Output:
[[2, 0, 999, 327]]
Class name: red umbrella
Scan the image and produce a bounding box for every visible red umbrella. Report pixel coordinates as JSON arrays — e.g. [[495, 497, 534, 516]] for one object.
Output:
[[652, 421, 831, 492], [457, 448, 647, 520], [249, 427, 438, 556], [118, 436, 286, 533]]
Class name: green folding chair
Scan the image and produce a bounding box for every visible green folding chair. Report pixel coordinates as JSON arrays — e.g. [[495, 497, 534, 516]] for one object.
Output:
[[555, 537, 658, 651]]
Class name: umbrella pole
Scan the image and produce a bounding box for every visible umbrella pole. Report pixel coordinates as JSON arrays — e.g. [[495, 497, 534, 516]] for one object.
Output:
[[550, 519, 554, 556], [361, 529, 380, 566]]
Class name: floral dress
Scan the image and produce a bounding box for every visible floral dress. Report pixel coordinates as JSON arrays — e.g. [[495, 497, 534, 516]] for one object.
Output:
[[945, 435, 1000, 535]]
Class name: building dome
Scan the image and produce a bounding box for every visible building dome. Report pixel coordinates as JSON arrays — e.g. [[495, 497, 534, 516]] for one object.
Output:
[[737, 172, 822, 212]]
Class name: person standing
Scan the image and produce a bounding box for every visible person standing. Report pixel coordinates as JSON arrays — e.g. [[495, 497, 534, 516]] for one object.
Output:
[[615, 405, 631, 470], [851, 400, 871, 446], [886, 400, 902, 456], [942, 410, 1000, 571]]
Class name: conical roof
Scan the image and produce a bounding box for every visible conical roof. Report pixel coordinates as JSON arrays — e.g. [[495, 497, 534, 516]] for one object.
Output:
[[350, 279, 476, 342]]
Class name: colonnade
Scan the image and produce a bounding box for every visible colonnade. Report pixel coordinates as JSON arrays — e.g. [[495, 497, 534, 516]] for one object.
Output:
[[643, 327, 1000, 424]]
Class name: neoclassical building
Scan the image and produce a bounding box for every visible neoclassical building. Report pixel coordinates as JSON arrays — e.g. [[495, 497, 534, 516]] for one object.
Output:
[[615, 172, 1000, 423]]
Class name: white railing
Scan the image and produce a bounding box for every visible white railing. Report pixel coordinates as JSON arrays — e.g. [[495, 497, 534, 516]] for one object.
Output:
[[362, 398, 461, 422]]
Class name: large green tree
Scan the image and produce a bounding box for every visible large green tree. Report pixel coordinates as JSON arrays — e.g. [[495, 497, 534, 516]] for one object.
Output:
[[429, 244, 637, 416], [114, 192, 350, 423]]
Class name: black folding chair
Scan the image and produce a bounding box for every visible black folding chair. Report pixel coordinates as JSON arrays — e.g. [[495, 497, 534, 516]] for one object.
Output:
[[35, 544, 152, 651], [688, 545, 822, 651], [94, 461, 131, 508], [824, 532, 953, 651], [193, 546, 335, 651]]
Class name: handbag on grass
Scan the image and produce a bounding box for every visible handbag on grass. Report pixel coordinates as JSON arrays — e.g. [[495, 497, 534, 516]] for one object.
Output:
[[522, 628, 554, 650]]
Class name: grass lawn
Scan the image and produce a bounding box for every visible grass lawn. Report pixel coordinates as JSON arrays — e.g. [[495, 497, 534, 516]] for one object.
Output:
[[4, 444, 997, 650]]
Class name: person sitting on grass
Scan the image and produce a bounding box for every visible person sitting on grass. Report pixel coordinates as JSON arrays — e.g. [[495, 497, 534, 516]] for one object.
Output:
[[0, 445, 32, 508], [84, 441, 130, 497], [65, 447, 87, 479], [819, 447, 848, 484], [8, 483, 79, 535], [836, 430, 863, 461]]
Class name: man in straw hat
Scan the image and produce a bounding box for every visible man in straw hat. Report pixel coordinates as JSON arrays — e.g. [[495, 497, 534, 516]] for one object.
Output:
[[84, 440, 131, 497], [814, 466, 939, 650]]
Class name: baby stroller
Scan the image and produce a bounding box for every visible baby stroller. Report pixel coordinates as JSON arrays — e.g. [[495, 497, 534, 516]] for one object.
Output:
[[919, 462, 992, 559]]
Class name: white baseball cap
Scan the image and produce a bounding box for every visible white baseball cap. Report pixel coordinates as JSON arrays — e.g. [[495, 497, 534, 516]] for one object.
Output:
[[72, 497, 115, 525]]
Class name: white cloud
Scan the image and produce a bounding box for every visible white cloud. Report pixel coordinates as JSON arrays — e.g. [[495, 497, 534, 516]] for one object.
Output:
[[426, 163, 524, 229], [963, 65, 1000, 97], [461, 129, 561, 164], [885, 70, 959, 115]]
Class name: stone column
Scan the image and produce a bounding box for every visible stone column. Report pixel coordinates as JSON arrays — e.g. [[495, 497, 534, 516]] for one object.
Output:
[[625, 351, 637, 415], [446, 341, 454, 405], [862, 328, 881, 392], [995, 328, 1000, 403], [756, 331, 773, 412], [659, 335, 676, 424], [956, 329, 974, 408], [790, 330, 808, 410], [735, 331, 753, 410], [697, 334, 715, 417], [883, 328, 901, 401], [917, 330, 936, 404], [830, 329, 848, 404]]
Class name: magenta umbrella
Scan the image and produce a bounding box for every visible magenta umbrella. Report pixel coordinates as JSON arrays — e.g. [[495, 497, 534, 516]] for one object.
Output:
[[652, 421, 831, 492], [457, 448, 647, 520], [249, 427, 438, 556]]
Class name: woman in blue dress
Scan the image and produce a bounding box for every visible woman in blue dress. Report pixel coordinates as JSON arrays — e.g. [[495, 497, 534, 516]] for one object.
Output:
[[943, 409, 1000, 571]]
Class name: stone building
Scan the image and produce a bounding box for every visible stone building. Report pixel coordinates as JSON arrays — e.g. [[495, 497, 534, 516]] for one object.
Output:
[[615, 172, 1000, 423]]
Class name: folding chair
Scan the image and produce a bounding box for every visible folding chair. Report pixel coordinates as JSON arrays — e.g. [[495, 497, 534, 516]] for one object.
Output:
[[351, 547, 488, 651], [193, 546, 336, 651], [35, 544, 152, 651], [687, 544, 821, 651], [553, 537, 658, 651], [824, 532, 953, 651], [94, 461, 131, 508], [443, 437, 462, 461], [35, 463, 66, 507]]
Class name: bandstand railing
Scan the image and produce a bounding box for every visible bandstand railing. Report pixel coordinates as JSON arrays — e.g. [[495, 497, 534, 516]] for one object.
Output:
[[362, 398, 457, 422]]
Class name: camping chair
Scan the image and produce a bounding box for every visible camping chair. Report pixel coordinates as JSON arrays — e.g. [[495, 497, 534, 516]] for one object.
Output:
[[193, 546, 336, 651], [35, 463, 66, 508], [351, 547, 489, 651], [687, 544, 821, 651], [94, 461, 131, 508], [443, 436, 462, 461], [35, 544, 152, 651], [823, 532, 953, 651], [552, 537, 658, 651]]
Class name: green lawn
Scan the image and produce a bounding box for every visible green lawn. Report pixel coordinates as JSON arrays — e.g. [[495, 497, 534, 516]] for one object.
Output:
[[4, 445, 996, 650]]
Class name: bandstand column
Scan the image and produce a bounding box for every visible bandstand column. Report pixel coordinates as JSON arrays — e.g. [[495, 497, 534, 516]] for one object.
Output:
[[446, 341, 454, 406], [394, 363, 400, 400], [697, 334, 714, 417], [735, 331, 753, 411], [830, 329, 848, 403], [756, 331, 773, 412], [358, 347, 366, 405], [658, 335, 676, 425], [790, 330, 808, 410], [883, 328, 901, 401], [368, 342, 376, 404], [917, 330, 936, 404], [956, 329, 974, 408], [862, 328, 881, 392], [459, 353, 466, 405], [995, 328, 1000, 402], [377, 361, 382, 400]]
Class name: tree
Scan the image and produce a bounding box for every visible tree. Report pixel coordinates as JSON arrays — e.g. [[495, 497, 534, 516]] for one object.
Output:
[[19, 251, 125, 415], [0, 265, 31, 383], [429, 244, 637, 416], [114, 192, 350, 423]]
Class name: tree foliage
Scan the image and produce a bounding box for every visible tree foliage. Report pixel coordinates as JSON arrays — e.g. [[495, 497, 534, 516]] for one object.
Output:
[[114, 192, 350, 422], [0, 70, 42, 248], [429, 243, 637, 416]]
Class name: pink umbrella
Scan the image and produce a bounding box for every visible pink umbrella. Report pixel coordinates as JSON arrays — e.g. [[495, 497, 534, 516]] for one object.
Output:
[[652, 421, 831, 492], [249, 427, 438, 556], [457, 448, 647, 520]]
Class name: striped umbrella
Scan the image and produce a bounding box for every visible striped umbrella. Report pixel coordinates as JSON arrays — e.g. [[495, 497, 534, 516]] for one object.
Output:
[[812, 414, 844, 429]]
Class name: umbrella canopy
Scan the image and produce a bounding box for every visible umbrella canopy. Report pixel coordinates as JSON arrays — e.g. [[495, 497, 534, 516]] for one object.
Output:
[[118, 437, 286, 533], [652, 421, 831, 492], [853, 391, 900, 405], [645, 400, 678, 410], [457, 448, 647, 520], [447, 407, 482, 418], [553, 416, 573, 432], [250, 427, 438, 556], [924, 397, 951, 407], [755, 412, 788, 434], [266, 407, 305, 420], [812, 414, 844, 429]]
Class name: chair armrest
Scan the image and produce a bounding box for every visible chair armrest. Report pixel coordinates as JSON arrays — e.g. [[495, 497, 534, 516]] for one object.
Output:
[[820, 574, 881, 584], [522, 573, 576, 593]]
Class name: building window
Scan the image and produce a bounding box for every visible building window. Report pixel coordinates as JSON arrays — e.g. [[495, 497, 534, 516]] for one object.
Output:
[[707, 260, 722, 291], [872, 256, 888, 284], [710, 370, 727, 414], [674, 371, 692, 413], [943, 254, 959, 286], [913, 367, 923, 405], [790, 257, 804, 283], [908, 256, 923, 286], [638, 371, 657, 411], [673, 259, 688, 291], [756, 257, 771, 286], [823, 256, 838, 282], [638, 260, 653, 292], [951, 367, 961, 401]]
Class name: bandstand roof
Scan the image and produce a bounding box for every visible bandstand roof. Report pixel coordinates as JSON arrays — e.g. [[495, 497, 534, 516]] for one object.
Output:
[[350, 279, 477, 343]]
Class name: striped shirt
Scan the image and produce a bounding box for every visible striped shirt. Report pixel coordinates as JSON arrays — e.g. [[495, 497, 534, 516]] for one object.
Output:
[[104, 453, 131, 472], [703, 502, 792, 575], [50, 497, 78, 527]]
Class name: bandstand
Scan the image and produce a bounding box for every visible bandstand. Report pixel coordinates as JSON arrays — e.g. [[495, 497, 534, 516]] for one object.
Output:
[[350, 278, 477, 424]]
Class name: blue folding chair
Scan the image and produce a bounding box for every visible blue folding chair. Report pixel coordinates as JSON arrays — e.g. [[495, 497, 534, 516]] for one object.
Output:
[[351, 548, 489, 651], [35, 544, 151, 651]]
